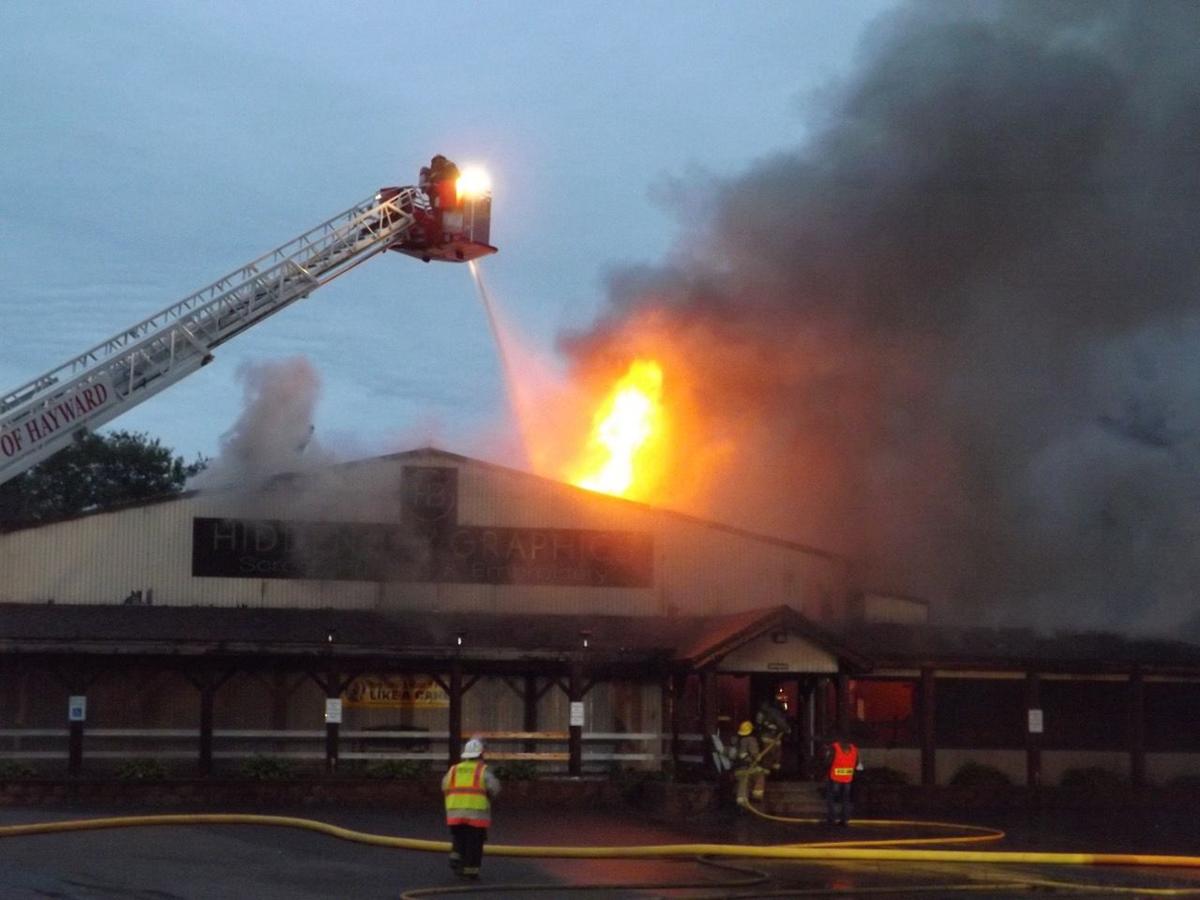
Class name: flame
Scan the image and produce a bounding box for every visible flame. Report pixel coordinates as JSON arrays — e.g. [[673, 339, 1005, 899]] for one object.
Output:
[[569, 360, 664, 498]]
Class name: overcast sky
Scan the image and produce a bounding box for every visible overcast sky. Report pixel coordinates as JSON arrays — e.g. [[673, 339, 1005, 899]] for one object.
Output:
[[0, 1, 894, 466]]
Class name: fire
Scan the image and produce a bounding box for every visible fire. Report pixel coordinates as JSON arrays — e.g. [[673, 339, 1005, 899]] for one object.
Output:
[[570, 360, 665, 498]]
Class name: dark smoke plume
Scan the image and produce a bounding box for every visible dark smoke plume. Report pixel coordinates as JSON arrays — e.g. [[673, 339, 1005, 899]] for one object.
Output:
[[563, 1, 1200, 632]]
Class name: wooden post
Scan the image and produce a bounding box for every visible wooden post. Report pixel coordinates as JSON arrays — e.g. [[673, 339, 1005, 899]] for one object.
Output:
[[1129, 667, 1146, 787], [448, 660, 463, 764], [700, 669, 717, 739], [323, 663, 340, 774], [920, 668, 936, 787], [835, 672, 850, 736], [668, 673, 682, 773], [568, 660, 583, 776], [67, 697, 85, 778], [523, 675, 538, 754], [324, 712, 340, 773], [815, 676, 829, 738], [1026, 672, 1042, 788], [199, 685, 215, 777]]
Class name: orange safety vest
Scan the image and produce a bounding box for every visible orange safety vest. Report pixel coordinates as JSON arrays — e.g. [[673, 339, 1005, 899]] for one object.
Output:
[[444, 760, 492, 827], [828, 742, 858, 783]]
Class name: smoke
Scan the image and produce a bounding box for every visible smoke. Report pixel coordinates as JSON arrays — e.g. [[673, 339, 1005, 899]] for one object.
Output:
[[562, 1, 1200, 631], [189, 357, 333, 491]]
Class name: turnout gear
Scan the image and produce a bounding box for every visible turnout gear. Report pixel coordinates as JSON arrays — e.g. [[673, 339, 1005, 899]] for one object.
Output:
[[443, 746, 501, 880], [728, 727, 767, 807], [444, 759, 493, 827]]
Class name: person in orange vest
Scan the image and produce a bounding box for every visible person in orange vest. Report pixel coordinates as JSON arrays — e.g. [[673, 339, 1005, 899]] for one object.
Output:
[[822, 732, 863, 826], [442, 737, 501, 880]]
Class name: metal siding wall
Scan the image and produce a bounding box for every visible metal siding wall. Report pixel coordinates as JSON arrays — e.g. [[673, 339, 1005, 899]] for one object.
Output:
[[0, 453, 848, 617]]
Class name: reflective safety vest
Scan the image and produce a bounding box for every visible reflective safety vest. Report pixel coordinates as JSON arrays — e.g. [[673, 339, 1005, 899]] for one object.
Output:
[[444, 760, 492, 827], [829, 742, 859, 783]]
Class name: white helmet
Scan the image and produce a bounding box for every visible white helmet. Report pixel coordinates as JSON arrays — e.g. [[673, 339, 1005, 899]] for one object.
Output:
[[461, 738, 484, 759]]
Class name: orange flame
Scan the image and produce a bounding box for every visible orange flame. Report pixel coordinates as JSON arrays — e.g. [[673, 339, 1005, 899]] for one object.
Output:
[[569, 360, 665, 499]]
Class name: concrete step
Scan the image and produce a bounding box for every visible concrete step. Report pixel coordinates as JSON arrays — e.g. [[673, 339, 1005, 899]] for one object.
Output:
[[760, 780, 827, 817]]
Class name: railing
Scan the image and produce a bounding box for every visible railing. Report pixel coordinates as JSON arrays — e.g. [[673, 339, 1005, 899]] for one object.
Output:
[[0, 728, 687, 769]]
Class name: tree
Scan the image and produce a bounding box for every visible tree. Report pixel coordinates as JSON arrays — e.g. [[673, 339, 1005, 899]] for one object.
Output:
[[0, 430, 206, 526]]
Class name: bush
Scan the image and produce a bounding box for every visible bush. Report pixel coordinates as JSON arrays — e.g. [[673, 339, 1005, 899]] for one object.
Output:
[[1059, 766, 1125, 792], [0, 761, 36, 780], [949, 761, 1012, 789], [365, 759, 430, 781], [858, 765, 910, 786], [239, 755, 297, 781], [492, 760, 540, 781], [1165, 774, 1200, 792], [610, 766, 668, 801], [116, 758, 168, 781]]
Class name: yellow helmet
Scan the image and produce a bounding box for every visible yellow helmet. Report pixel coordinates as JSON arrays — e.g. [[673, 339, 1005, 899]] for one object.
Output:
[[738, 721, 753, 736]]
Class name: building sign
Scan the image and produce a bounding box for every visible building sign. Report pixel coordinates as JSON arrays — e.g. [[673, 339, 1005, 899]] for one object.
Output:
[[192, 467, 653, 586], [191, 517, 425, 581], [343, 676, 449, 709], [433, 525, 653, 586], [0, 375, 114, 463]]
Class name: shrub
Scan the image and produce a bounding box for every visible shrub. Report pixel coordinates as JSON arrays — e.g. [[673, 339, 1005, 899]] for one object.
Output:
[[365, 759, 430, 780], [1059, 766, 1125, 792], [492, 760, 540, 781], [1165, 774, 1200, 792], [949, 761, 1012, 789], [116, 758, 168, 781], [610, 766, 667, 801], [239, 755, 297, 781], [0, 761, 36, 780], [858, 765, 910, 786]]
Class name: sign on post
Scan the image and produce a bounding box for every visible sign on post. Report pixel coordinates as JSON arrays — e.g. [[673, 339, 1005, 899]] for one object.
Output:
[[68, 696, 87, 722], [1027, 708, 1044, 734], [569, 701, 585, 728], [324, 698, 343, 724]]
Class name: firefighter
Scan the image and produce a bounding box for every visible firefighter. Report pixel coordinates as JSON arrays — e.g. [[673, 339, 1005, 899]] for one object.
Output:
[[422, 154, 462, 245], [822, 733, 863, 826], [442, 737, 501, 880], [426, 155, 461, 209], [754, 693, 791, 774], [728, 720, 767, 807]]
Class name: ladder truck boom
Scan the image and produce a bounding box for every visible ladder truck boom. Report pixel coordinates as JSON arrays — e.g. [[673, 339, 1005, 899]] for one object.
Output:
[[0, 163, 496, 487]]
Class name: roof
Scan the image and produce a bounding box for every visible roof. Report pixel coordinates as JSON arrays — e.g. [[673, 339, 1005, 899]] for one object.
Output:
[[0, 602, 862, 670], [0, 603, 1197, 675], [0, 446, 847, 564], [849, 622, 1200, 674]]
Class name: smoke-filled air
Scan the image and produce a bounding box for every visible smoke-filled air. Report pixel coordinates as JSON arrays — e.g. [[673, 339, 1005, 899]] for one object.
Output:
[[531, 1, 1200, 633]]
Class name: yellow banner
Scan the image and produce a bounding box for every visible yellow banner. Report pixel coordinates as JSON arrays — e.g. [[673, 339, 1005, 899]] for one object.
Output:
[[342, 676, 448, 709]]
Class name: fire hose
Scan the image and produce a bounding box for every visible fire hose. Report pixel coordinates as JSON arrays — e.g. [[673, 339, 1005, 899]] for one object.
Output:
[[1, 811, 1200, 897]]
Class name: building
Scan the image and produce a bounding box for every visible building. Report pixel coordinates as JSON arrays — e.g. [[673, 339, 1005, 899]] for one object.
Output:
[[0, 447, 1198, 787]]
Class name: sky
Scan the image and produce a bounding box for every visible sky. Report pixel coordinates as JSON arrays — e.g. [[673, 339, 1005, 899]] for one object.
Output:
[[0, 0, 892, 466]]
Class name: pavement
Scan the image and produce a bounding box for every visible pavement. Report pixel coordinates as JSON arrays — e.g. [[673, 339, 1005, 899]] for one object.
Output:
[[0, 803, 1197, 898]]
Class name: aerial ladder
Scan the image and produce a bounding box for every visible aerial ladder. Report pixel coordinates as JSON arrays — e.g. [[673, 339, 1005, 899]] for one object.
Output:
[[0, 161, 496, 487]]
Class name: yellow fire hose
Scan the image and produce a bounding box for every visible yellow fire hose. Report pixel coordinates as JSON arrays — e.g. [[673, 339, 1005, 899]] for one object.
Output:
[[0, 810, 1197, 870]]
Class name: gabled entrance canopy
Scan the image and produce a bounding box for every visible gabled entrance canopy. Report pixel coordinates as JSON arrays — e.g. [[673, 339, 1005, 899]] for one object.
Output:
[[671, 605, 869, 674]]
